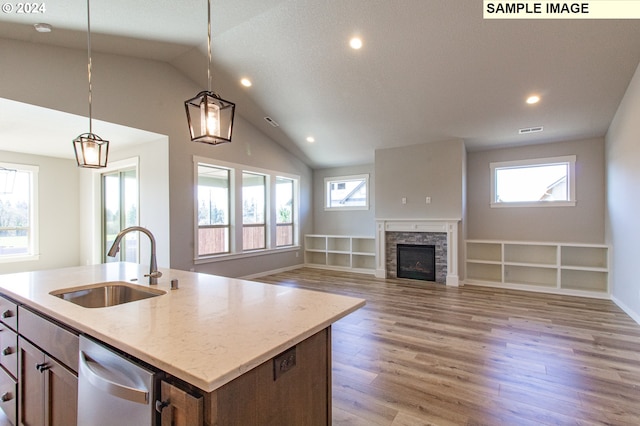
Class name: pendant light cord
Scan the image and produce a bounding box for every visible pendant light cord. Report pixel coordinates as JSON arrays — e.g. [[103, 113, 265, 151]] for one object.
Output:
[[207, 0, 212, 92], [86, 0, 93, 134]]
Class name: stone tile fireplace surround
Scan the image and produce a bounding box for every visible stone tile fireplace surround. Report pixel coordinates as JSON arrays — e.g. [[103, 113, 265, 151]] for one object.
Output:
[[375, 219, 460, 286]]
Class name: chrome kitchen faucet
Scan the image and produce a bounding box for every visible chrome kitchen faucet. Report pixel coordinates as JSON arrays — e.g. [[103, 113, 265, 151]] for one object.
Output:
[[107, 226, 163, 285]]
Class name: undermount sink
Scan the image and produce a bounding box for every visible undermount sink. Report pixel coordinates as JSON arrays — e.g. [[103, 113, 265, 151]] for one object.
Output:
[[50, 281, 166, 308]]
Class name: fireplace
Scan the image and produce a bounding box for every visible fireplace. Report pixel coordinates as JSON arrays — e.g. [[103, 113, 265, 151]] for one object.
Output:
[[397, 244, 436, 281], [376, 219, 460, 286]]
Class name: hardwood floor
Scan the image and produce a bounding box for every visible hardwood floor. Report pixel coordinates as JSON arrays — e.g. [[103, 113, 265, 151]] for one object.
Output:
[[255, 268, 640, 425]]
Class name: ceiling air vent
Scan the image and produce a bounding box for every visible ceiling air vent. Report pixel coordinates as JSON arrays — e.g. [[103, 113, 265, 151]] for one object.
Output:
[[518, 126, 543, 135], [264, 117, 280, 128]]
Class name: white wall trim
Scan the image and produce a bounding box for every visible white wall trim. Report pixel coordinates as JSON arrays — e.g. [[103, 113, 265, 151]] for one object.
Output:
[[239, 263, 304, 280], [611, 295, 640, 326]]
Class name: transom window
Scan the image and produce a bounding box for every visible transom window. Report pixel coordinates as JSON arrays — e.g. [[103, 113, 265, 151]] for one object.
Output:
[[490, 156, 576, 208], [324, 174, 369, 210], [0, 163, 39, 262]]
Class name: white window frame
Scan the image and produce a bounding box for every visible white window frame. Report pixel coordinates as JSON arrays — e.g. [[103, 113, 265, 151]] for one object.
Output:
[[490, 155, 576, 208], [0, 162, 39, 263], [193, 156, 300, 263], [324, 174, 370, 211]]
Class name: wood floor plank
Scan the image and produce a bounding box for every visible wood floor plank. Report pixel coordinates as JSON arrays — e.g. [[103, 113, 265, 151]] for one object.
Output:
[[255, 268, 640, 425]]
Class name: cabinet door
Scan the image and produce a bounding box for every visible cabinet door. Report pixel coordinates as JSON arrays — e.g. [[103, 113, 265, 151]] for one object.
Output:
[[44, 356, 77, 426], [18, 337, 45, 426], [160, 380, 203, 426]]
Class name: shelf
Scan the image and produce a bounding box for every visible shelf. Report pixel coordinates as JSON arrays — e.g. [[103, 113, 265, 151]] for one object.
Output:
[[352, 254, 376, 270], [466, 263, 502, 283], [304, 235, 375, 275], [467, 242, 501, 262], [327, 237, 350, 252], [560, 269, 608, 292], [352, 238, 375, 254], [504, 243, 557, 265], [561, 246, 607, 269], [465, 240, 609, 297], [505, 265, 557, 287]]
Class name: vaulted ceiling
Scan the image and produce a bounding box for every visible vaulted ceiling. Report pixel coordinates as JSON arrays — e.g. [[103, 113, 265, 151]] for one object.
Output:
[[2, 1, 640, 168]]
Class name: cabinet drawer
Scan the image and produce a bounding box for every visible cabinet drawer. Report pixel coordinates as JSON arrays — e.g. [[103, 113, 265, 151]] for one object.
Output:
[[0, 296, 18, 332], [18, 307, 79, 373], [0, 325, 17, 379], [0, 364, 17, 426]]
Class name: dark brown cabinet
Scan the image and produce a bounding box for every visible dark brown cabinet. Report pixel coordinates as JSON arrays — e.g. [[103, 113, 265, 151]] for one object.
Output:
[[18, 337, 78, 426]]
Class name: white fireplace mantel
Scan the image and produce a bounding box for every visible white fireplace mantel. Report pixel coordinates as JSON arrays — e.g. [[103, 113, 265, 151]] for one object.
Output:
[[375, 219, 460, 286]]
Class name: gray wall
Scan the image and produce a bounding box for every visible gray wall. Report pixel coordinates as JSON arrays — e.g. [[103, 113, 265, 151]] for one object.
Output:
[[312, 164, 375, 236], [466, 137, 605, 243], [606, 62, 640, 323], [0, 151, 79, 274], [374, 139, 465, 220], [1, 38, 311, 278]]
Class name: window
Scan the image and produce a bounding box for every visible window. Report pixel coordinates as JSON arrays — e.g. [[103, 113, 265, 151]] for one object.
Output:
[[197, 164, 231, 255], [276, 177, 294, 247], [102, 168, 138, 262], [194, 156, 299, 261], [0, 163, 38, 262], [490, 156, 576, 208], [324, 174, 369, 210], [242, 172, 266, 251]]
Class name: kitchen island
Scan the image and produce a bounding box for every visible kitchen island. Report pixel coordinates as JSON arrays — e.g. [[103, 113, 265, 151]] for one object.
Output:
[[0, 262, 365, 425]]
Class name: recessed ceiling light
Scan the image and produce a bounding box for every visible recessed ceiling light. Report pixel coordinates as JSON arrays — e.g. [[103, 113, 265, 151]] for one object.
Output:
[[349, 37, 363, 50], [240, 78, 252, 87], [306, 136, 315, 143], [526, 95, 540, 104], [34, 23, 52, 33]]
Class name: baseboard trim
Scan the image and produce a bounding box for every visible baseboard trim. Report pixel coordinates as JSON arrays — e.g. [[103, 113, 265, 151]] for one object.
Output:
[[611, 295, 640, 326], [239, 264, 304, 280]]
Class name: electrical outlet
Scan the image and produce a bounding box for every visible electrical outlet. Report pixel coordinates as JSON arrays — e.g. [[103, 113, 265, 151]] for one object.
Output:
[[426, 196, 431, 204], [402, 197, 407, 204]]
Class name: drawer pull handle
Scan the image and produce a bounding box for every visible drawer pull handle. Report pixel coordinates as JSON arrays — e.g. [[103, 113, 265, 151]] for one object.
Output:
[[1, 392, 11, 402], [2, 347, 11, 356], [1, 310, 11, 319], [36, 363, 50, 372]]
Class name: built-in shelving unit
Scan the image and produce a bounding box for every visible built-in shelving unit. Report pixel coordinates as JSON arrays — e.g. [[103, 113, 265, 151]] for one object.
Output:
[[304, 235, 376, 274], [465, 240, 609, 298]]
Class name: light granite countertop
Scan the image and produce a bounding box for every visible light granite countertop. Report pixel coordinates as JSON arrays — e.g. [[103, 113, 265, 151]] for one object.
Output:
[[0, 262, 365, 392]]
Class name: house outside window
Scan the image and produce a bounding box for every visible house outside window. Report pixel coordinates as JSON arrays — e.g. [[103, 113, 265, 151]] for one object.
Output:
[[242, 172, 266, 251], [0, 163, 38, 262], [197, 164, 231, 255], [324, 174, 369, 210], [276, 177, 294, 247], [490, 155, 576, 208]]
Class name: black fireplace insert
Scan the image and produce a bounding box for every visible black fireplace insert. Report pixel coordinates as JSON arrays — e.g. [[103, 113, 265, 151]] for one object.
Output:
[[396, 244, 436, 281]]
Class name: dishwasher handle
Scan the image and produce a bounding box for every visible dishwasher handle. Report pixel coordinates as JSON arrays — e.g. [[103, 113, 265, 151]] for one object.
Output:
[[79, 351, 149, 404]]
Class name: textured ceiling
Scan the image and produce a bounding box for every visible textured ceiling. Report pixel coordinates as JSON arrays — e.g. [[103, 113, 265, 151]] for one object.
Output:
[[2, 1, 640, 168]]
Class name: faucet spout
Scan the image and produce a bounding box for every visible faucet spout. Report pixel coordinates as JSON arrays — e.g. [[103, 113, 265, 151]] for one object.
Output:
[[107, 226, 162, 285]]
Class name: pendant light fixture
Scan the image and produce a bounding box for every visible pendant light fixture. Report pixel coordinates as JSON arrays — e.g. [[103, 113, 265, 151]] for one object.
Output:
[[73, 0, 109, 168], [184, 0, 235, 145]]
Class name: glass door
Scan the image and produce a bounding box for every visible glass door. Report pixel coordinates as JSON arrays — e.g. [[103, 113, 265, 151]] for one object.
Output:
[[102, 168, 138, 262]]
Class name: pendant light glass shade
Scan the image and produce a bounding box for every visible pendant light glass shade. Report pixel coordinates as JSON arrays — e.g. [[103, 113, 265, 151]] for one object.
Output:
[[73, 133, 109, 168], [185, 91, 235, 145], [73, 0, 109, 168], [185, 0, 235, 145]]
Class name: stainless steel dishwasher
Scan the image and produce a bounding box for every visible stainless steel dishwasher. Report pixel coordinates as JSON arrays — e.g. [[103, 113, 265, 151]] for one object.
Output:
[[78, 336, 159, 426]]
